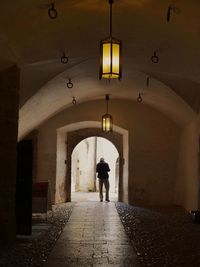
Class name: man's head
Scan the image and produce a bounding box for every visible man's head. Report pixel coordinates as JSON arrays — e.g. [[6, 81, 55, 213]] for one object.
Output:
[[100, 157, 104, 162]]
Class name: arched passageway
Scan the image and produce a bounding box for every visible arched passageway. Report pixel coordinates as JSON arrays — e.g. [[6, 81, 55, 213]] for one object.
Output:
[[66, 128, 123, 202], [71, 136, 119, 201], [55, 122, 128, 204]]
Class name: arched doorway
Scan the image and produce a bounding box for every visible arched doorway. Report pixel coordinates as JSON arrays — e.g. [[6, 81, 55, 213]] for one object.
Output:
[[65, 127, 124, 202], [71, 136, 119, 201], [55, 122, 128, 204]]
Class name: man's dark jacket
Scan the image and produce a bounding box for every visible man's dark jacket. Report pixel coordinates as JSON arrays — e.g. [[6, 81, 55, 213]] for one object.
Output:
[[96, 162, 110, 179]]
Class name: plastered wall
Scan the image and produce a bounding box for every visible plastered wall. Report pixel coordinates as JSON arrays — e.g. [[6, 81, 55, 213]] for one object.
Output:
[[176, 119, 199, 210], [36, 99, 184, 207], [72, 138, 96, 192]]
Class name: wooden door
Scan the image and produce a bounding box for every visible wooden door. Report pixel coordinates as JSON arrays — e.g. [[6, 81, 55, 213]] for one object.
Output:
[[16, 140, 33, 235]]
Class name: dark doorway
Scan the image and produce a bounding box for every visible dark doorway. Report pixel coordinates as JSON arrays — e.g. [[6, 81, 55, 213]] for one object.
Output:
[[16, 140, 33, 235]]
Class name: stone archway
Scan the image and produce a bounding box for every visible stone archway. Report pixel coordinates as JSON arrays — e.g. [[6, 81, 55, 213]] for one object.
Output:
[[66, 128, 123, 202], [55, 121, 128, 204]]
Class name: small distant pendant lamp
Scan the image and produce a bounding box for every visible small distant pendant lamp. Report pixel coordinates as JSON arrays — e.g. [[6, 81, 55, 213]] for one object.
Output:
[[99, 0, 121, 80], [102, 94, 113, 132]]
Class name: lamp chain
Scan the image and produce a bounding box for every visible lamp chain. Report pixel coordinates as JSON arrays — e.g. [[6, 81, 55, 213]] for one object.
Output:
[[109, 0, 113, 37], [106, 94, 109, 113]]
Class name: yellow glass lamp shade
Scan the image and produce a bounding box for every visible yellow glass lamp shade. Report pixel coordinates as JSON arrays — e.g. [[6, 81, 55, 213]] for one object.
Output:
[[102, 113, 113, 132], [100, 37, 121, 80]]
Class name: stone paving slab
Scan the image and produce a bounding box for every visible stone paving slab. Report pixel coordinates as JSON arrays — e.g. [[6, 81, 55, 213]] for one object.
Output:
[[44, 201, 140, 267]]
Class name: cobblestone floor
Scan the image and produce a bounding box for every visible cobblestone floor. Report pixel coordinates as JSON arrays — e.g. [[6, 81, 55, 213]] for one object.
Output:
[[1, 198, 200, 267], [0, 203, 73, 267], [116, 202, 200, 267]]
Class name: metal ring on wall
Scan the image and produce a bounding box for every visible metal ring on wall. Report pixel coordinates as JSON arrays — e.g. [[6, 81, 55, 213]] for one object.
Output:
[[48, 3, 57, 19], [151, 52, 159, 63], [67, 79, 73, 89], [61, 52, 68, 64], [72, 97, 77, 105], [137, 93, 142, 103]]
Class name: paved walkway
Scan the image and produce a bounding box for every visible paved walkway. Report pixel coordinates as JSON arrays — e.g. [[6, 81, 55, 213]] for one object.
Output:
[[45, 201, 139, 267], [71, 191, 118, 202]]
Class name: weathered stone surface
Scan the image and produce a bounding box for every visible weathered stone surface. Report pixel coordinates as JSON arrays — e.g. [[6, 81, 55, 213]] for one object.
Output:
[[0, 203, 73, 267], [116, 202, 200, 267], [2, 201, 200, 266], [44, 201, 139, 267]]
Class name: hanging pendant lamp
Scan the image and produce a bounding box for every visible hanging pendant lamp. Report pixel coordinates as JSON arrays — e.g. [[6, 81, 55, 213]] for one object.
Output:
[[99, 0, 121, 80], [102, 94, 113, 132]]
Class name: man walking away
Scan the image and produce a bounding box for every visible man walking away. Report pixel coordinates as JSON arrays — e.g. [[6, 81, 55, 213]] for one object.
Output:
[[96, 158, 110, 202]]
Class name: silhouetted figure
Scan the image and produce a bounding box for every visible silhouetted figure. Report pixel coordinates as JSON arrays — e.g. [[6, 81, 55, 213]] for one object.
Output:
[[96, 158, 110, 202]]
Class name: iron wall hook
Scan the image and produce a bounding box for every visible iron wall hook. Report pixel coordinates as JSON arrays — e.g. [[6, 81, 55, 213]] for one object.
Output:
[[151, 51, 159, 63], [48, 3, 57, 19], [167, 5, 180, 22], [67, 78, 73, 89], [167, 6, 171, 22], [146, 76, 150, 87], [61, 52, 68, 64], [72, 97, 77, 105], [137, 93, 143, 103]]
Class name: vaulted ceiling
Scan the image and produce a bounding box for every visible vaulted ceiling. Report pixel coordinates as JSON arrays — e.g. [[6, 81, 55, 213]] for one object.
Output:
[[1, 0, 200, 137]]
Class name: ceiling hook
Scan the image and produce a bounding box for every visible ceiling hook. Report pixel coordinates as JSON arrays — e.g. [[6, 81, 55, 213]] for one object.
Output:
[[151, 51, 159, 63], [137, 93, 143, 104], [72, 96, 77, 105], [67, 78, 73, 89], [167, 6, 172, 22], [48, 3, 57, 19], [167, 5, 180, 22], [61, 52, 68, 64], [146, 76, 150, 87]]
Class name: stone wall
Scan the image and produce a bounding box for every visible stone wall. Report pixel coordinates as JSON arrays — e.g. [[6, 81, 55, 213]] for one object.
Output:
[[36, 99, 181, 208], [0, 65, 19, 243]]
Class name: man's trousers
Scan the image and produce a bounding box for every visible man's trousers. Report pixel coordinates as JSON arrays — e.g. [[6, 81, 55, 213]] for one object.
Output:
[[99, 178, 110, 201]]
